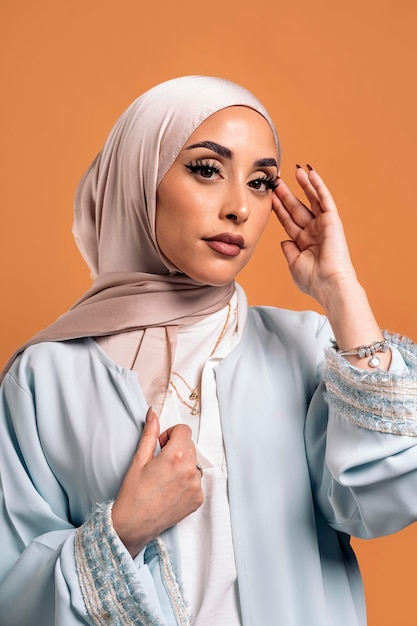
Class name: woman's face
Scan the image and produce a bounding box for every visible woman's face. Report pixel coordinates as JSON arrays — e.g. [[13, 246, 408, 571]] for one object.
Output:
[[156, 106, 279, 286]]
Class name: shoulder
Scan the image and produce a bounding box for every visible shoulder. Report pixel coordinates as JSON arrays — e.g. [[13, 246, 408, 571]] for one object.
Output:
[[236, 306, 334, 382], [248, 305, 330, 344], [5, 339, 126, 393], [11, 338, 92, 371]]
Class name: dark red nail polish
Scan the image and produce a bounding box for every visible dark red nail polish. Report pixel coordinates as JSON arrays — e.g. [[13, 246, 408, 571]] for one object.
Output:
[[306, 164, 313, 171], [296, 164, 302, 169]]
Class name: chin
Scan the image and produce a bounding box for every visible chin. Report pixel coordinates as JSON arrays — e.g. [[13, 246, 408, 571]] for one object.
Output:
[[185, 271, 236, 287], [192, 261, 245, 287]]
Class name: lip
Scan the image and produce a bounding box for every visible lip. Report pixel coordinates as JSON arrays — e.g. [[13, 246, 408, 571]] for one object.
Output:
[[203, 233, 245, 257]]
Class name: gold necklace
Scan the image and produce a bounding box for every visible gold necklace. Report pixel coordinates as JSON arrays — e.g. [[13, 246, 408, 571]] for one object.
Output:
[[169, 376, 201, 415], [169, 302, 232, 416]]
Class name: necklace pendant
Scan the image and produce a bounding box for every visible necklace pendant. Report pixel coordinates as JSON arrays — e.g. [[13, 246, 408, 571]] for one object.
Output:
[[189, 392, 198, 401], [191, 407, 199, 415]]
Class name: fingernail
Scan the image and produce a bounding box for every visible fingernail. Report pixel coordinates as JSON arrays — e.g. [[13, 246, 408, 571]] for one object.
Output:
[[306, 164, 313, 171], [146, 407, 154, 422], [296, 164, 302, 169]]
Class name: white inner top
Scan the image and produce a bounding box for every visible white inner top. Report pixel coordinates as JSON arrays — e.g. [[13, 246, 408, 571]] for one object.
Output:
[[159, 285, 247, 625]]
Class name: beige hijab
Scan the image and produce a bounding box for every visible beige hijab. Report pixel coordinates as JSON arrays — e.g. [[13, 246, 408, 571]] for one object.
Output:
[[1, 76, 280, 406]]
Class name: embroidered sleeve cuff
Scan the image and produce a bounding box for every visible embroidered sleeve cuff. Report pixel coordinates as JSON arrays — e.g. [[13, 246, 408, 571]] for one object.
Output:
[[74, 500, 166, 625], [324, 331, 417, 436]]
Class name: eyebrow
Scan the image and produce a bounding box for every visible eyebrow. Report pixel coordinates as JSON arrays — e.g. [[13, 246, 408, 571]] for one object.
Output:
[[185, 141, 278, 168], [253, 157, 278, 168], [185, 141, 232, 159]]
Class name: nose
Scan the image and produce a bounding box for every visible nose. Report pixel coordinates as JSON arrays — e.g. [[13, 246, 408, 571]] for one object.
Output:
[[221, 182, 250, 224]]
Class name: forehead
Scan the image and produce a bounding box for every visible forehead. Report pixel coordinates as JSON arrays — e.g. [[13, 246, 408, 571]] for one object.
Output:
[[183, 106, 278, 155]]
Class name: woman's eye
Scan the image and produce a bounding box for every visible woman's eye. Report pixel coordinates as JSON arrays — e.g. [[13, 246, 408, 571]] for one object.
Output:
[[249, 179, 264, 191], [200, 165, 216, 178], [248, 176, 278, 192], [185, 160, 222, 180]]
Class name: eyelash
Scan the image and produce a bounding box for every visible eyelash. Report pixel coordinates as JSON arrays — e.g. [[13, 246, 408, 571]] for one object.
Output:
[[249, 175, 279, 192], [185, 159, 278, 191], [185, 159, 222, 178]]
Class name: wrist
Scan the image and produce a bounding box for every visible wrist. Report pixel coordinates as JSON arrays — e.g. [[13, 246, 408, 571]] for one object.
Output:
[[331, 338, 389, 369], [111, 502, 150, 558], [317, 275, 391, 370], [314, 273, 364, 315]]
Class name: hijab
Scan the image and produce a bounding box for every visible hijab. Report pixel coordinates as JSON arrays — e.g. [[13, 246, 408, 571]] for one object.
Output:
[[1, 76, 280, 399]]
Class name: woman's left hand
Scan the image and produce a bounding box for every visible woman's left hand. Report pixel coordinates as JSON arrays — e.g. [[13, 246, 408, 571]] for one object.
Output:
[[272, 165, 356, 307], [272, 165, 391, 371]]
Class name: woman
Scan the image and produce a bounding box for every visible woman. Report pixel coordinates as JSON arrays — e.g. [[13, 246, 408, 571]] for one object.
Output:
[[0, 75, 416, 626]]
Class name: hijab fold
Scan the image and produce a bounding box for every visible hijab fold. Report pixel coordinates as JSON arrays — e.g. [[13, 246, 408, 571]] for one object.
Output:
[[1, 76, 279, 397]]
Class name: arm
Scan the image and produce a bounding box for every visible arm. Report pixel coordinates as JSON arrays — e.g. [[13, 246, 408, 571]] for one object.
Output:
[[74, 408, 201, 626], [0, 369, 198, 625], [306, 334, 417, 538], [274, 168, 417, 535], [0, 372, 89, 625]]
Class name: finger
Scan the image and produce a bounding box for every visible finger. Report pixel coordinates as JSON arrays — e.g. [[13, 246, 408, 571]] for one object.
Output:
[[134, 407, 160, 466], [273, 178, 315, 229], [281, 240, 302, 268], [303, 166, 338, 214], [294, 166, 322, 216], [159, 423, 193, 450], [159, 424, 199, 478], [272, 192, 304, 242]]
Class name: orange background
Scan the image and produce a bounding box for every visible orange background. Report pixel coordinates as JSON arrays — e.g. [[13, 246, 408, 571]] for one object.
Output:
[[1, 1, 417, 623]]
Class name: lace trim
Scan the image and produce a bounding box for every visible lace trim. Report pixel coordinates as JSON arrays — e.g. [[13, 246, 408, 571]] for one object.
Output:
[[324, 331, 417, 436], [155, 537, 190, 626], [74, 501, 188, 625]]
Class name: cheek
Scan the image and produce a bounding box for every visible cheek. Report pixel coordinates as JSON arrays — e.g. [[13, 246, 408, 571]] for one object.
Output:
[[155, 197, 191, 263], [155, 184, 182, 243], [155, 200, 177, 257], [253, 203, 272, 240]]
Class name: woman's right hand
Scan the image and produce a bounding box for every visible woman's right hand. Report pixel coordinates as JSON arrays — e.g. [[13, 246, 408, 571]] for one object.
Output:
[[112, 407, 203, 558]]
